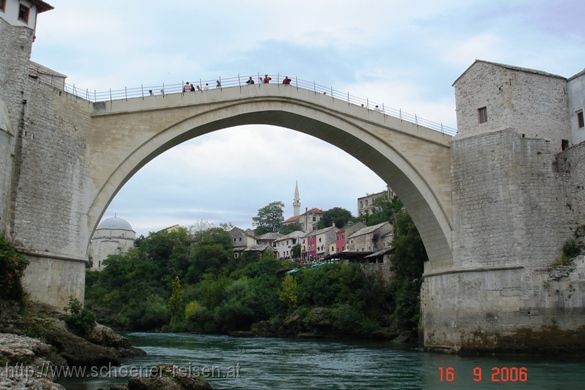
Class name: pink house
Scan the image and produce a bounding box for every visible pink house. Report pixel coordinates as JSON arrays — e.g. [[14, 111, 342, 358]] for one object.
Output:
[[336, 229, 346, 253], [307, 235, 317, 259]]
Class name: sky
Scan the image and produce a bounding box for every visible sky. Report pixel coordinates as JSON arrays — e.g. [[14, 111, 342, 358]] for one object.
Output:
[[30, 0, 585, 235]]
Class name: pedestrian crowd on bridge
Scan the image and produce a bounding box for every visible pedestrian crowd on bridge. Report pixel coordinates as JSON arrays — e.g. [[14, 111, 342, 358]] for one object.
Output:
[[180, 75, 293, 93]]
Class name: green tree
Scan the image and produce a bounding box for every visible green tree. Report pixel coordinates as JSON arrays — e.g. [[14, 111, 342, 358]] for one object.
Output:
[[186, 228, 232, 282], [253, 201, 285, 235], [168, 276, 185, 328], [291, 243, 301, 258], [318, 207, 354, 229], [279, 223, 303, 235], [389, 210, 428, 331], [279, 274, 298, 309]]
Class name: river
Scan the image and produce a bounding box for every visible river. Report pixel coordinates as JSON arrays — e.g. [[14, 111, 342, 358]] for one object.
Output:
[[59, 332, 585, 389]]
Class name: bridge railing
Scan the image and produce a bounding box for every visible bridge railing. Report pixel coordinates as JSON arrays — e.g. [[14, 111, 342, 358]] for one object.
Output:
[[55, 74, 457, 136]]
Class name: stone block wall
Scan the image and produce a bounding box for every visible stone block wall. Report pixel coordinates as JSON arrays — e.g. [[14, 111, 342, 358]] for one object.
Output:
[[556, 141, 585, 237], [451, 128, 571, 270], [422, 257, 585, 352], [0, 99, 13, 235], [0, 18, 34, 236], [14, 79, 93, 308], [11, 80, 92, 257]]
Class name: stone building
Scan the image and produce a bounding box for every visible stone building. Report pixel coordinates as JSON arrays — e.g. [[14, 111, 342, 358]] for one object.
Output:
[[300, 225, 337, 260], [419, 60, 585, 351], [335, 222, 366, 253], [568, 69, 585, 145], [274, 230, 304, 259], [357, 186, 394, 217], [283, 208, 323, 233], [88, 216, 136, 271], [453, 60, 585, 151], [228, 226, 257, 258], [346, 222, 393, 252]]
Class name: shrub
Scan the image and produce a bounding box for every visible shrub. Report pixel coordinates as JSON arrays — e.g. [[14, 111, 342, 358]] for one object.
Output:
[[65, 297, 96, 335], [562, 239, 581, 259], [184, 300, 204, 321], [132, 295, 170, 330], [0, 235, 29, 301]]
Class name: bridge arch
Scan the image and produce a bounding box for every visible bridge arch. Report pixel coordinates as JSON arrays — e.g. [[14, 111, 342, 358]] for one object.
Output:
[[87, 87, 453, 266]]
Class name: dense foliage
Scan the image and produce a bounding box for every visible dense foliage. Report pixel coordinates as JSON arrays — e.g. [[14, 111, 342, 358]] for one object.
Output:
[[0, 235, 29, 301], [388, 210, 428, 331], [86, 208, 428, 339], [317, 207, 353, 229], [279, 223, 303, 235]]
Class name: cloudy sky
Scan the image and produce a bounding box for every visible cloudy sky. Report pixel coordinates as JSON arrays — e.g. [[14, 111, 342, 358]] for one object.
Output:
[[31, 0, 585, 235]]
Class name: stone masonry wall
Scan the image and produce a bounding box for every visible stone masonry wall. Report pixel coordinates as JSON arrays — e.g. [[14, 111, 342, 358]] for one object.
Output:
[[12, 79, 92, 257], [556, 141, 585, 236], [451, 128, 571, 270], [422, 256, 585, 352], [455, 62, 570, 152], [14, 79, 93, 308], [0, 18, 34, 235], [0, 99, 13, 235]]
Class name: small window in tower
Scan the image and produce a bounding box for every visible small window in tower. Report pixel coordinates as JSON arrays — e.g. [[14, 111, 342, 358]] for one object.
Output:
[[578, 110, 584, 129], [0, 0, 6, 13], [478, 107, 488, 124], [18, 3, 30, 23]]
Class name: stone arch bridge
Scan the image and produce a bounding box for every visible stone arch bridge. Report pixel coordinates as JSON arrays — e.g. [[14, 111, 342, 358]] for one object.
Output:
[[87, 83, 455, 269]]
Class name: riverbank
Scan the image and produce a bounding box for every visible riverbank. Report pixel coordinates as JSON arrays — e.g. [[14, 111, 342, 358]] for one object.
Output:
[[0, 299, 145, 388]]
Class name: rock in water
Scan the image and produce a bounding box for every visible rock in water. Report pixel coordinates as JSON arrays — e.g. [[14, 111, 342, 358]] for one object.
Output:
[[122, 364, 213, 390]]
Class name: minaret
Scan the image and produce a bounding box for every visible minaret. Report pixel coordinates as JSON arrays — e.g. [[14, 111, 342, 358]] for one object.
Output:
[[293, 181, 301, 217]]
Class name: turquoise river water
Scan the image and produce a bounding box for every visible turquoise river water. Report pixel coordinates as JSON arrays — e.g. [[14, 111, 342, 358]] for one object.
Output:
[[59, 332, 585, 389]]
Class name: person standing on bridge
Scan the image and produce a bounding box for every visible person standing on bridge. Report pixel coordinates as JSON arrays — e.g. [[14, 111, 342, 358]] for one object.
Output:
[[283, 76, 292, 85], [246, 76, 255, 85], [190, 83, 195, 92], [183, 82, 191, 92], [263, 74, 272, 84], [216, 79, 221, 88]]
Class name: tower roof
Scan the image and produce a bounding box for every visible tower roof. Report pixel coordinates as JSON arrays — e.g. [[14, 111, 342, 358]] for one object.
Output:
[[453, 59, 566, 86], [31, 0, 54, 13]]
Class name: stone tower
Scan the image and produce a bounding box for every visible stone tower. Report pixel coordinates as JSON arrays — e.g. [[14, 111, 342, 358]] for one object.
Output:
[[421, 60, 585, 352], [0, 0, 53, 235], [293, 181, 301, 217]]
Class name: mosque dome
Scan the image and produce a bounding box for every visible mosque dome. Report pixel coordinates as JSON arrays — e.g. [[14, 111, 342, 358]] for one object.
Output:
[[97, 216, 134, 232]]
